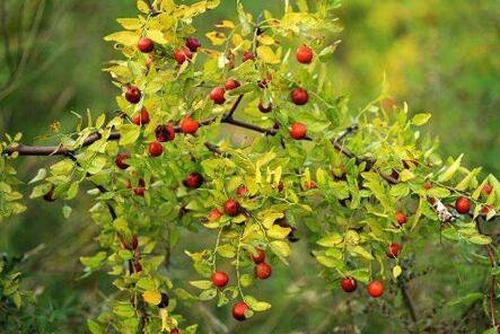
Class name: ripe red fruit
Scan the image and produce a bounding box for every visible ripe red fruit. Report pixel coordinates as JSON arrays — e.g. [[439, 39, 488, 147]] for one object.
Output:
[[367, 280, 384, 298], [155, 123, 175, 142], [481, 204, 494, 215], [211, 271, 229, 288], [386, 243, 402, 259], [290, 122, 307, 140], [148, 141, 164, 157], [134, 187, 145, 197], [185, 36, 201, 52], [236, 185, 248, 197], [340, 277, 357, 293], [296, 45, 314, 64], [43, 187, 56, 202], [208, 208, 222, 221], [138, 37, 154, 53], [224, 198, 241, 216], [258, 101, 272, 113], [232, 301, 249, 321], [395, 211, 407, 226], [455, 196, 471, 214], [125, 86, 142, 104], [242, 51, 255, 62], [183, 172, 204, 189], [173, 47, 193, 64], [210, 87, 226, 105], [115, 152, 130, 169], [304, 181, 318, 190], [170, 329, 180, 334], [291, 87, 309, 105], [132, 179, 146, 197], [255, 262, 272, 280], [251, 248, 266, 264], [224, 79, 240, 91], [180, 116, 199, 134], [132, 108, 150, 126], [482, 183, 493, 195], [423, 182, 433, 190]]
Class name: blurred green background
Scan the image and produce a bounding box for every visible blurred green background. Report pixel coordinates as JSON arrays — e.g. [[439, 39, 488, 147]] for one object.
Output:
[[0, 0, 498, 333]]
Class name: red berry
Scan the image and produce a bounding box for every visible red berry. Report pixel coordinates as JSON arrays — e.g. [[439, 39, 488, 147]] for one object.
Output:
[[255, 262, 272, 280], [173, 47, 192, 64], [232, 301, 249, 321], [277, 182, 284, 192], [481, 204, 494, 215], [423, 182, 433, 190], [183, 172, 204, 189], [155, 123, 175, 142], [367, 280, 384, 298], [296, 45, 314, 64], [290, 122, 307, 140], [149, 141, 164, 157], [211, 271, 229, 288], [43, 187, 56, 202], [131, 178, 146, 196], [455, 196, 471, 214], [340, 277, 357, 293], [134, 187, 145, 197], [395, 211, 407, 226], [180, 116, 199, 134], [236, 185, 248, 197], [224, 198, 241, 216], [242, 51, 255, 62], [483, 183, 493, 195], [224, 79, 240, 91], [138, 37, 154, 53], [251, 248, 266, 264], [185, 36, 201, 52], [386, 243, 402, 259], [291, 87, 309, 105], [125, 86, 142, 104], [132, 108, 150, 126], [304, 181, 317, 190], [115, 152, 130, 169], [170, 329, 180, 334], [258, 101, 272, 113], [208, 208, 222, 221], [210, 87, 226, 105]]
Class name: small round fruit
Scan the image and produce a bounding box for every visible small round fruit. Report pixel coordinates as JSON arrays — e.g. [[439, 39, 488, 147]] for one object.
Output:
[[132, 108, 150, 126], [208, 208, 222, 221], [149, 141, 164, 157], [258, 101, 272, 113], [340, 277, 357, 293], [304, 181, 318, 190], [211, 271, 229, 288], [296, 45, 314, 64], [455, 196, 471, 214], [138, 37, 154, 53], [155, 123, 175, 142], [183, 172, 204, 189], [224, 198, 241, 216], [255, 262, 272, 280], [232, 301, 249, 321], [291, 87, 309, 105], [185, 36, 201, 52], [115, 152, 130, 169], [210, 87, 226, 105], [482, 183, 493, 196], [290, 122, 307, 140], [125, 86, 142, 104], [251, 248, 266, 264], [173, 47, 192, 64], [157, 293, 169, 308], [481, 204, 493, 215], [386, 243, 402, 259], [367, 280, 384, 298], [180, 116, 199, 134], [224, 79, 240, 91], [423, 182, 433, 190], [395, 211, 407, 226], [170, 329, 180, 334], [242, 51, 255, 62], [236, 185, 248, 197]]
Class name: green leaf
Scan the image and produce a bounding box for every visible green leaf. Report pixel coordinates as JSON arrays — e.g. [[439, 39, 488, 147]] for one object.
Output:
[[467, 234, 492, 245], [438, 154, 463, 183], [29, 168, 47, 184], [270, 240, 291, 258], [447, 292, 483, 306], [317, 233, 343, 247], [190, 280, 212, 290], [62, 205, 72, 219], [87, 319, 104, 334], [351, 245, 374, 260], [199, 288, 217, 301], [411, 113, 431, 126], [267, 225, 291, 239], [119, 124, 141, 146]]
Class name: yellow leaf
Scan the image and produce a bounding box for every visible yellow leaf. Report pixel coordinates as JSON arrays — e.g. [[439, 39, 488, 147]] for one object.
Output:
[[256, 46, 281, 64], [215, 20, 235, 29], [104, 31, 138, 46], [116, 18, 141, 30], [257, 35, 275, 46], [267, 225, 291, 239], [393, 265, 402, 279], [146, 30, 168, 44], [142, 291, 161, 305], [205, 31, 226, 46], [137, 0, 150, 14]]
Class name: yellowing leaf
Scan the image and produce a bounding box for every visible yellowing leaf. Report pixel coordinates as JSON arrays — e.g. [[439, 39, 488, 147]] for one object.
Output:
[[117, 18, 141, 30], [393, 265, 402, 279], [104, 31, 138, 46], [438, 154, 464, 183], [256, 46, 281, 64], [205, 31, 226, 46], [215, 20, 235, 29], [146, 30, 168, 44], [267, 225, 291, 239], [270, 240, 291, 258], [412, 113, 431, 126], [142, 291, 161, 305], [257, 35, 275, 45]]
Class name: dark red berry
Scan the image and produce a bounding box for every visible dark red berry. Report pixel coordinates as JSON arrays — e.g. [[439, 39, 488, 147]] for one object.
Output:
[[224, 198, 241, 216], [242, 51, 255, 62], [155, 123, 175, 142], [132, 108, 150, 126], [173, 47, 192, 64], [211, 271, 229, 288], [395, 211, 407, 226], [290, 122, 307, 140], [170, 329, 180, 334], [210, 87, 226, 105], [367, 280, 384, 298], [296, 45, 314, 64], [251, 248, 265, 264], [386, 243, 402, 259], [483, 184, 493, 195], [340, 277, 357, 292], [291, 87, 309, 105], [115, 152, 130, 169], [138, 37, 154, 53], [423, 182, 433, 190], [183, 172, 204, 189], [232, 301, 249, 321], [125, 86, 142, 104], [185, 36, 201, 52], [258, 100, 272, 113], [149, 141, 164, 157], [224, 79, 240, 91], [455, 196, 471, 214], [236, 185, 248, 197], [255, 262, 272, 280]]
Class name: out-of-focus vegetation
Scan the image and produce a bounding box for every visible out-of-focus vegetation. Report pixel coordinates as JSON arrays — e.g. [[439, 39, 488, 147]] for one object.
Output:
[[0, 1, 498, 333]]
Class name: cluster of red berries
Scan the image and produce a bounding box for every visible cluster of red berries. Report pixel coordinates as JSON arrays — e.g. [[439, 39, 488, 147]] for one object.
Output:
[[173, 36, 202, 65], [340, 277, 385, 298]]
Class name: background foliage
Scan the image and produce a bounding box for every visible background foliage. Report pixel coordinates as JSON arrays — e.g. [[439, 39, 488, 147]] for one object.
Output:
[[0, 0, 498, 333]]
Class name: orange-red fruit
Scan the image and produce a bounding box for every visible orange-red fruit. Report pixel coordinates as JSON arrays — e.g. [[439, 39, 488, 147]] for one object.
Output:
[[224, 79, 240, 91], [224, 198, 241, 216], [395, 211, 407, 226], [455, 196, 471, 214], [138, 37, 154, 53], [125, 86, 142, 104], [340, 277, 357, 293], [132, 108, 150, 126], [296, 45, 314, 64], [386, 243, 402, 259], [255, 262, 272, 280], [180, 116, 199, 134], [232, 301, 249, 321], [149, 141, 164, 157], [236, 185, 248, 197], [482, 183, 493, 195], [423, 182, 433, 190], [170, 329, 180, 334], [173, 47, 192, 64], [367, 280, 384, 298], [183, 172, 204, 189], [155, 123, 175, 142], [115, 152, 130, 169], [208, 208, 222, 221], [290, 122, 307, 140], [291, 87, 309, 105], [242, 51, 255, 62], [185, 36, 201, 52], [305, 181, 318, 190], [212, 271, 229, 288], [210, 87, 226, 105], [258, 101, 272, 113], [251, 248, 266, 264]]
